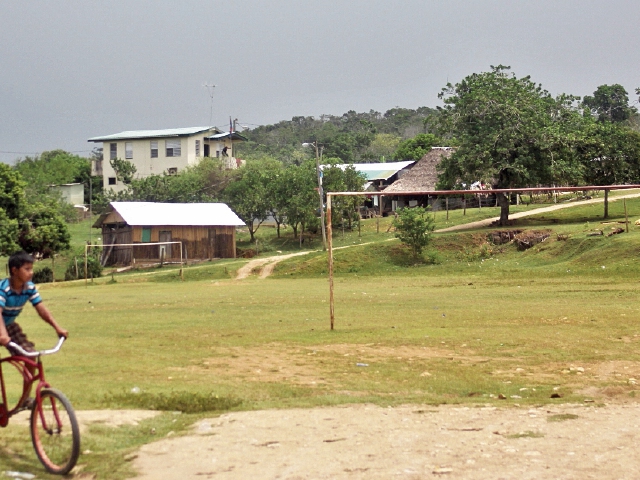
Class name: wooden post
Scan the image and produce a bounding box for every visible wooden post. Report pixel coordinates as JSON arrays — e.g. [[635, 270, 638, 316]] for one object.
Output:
[[358, 211, 361, 237], [478, 194, 481, 210], [624, 198, 629, 233], [327, 194, 334, 330], [463, 198, 466, 216], [51, 256, 55, 283], [84, 247, 88, 286], [604, 189, 609, 219], [446, 197, 449, 221]]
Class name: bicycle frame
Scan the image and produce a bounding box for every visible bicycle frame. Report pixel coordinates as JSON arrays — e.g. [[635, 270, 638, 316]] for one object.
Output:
[[0, 337, 64, 428]]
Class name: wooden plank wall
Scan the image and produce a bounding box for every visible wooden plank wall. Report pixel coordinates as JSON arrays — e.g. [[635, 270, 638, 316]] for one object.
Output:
[[100, 224, 237, 266]]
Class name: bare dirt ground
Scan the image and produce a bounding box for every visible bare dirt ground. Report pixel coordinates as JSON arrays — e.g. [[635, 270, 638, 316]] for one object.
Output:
[[132, 401, 640, 479]]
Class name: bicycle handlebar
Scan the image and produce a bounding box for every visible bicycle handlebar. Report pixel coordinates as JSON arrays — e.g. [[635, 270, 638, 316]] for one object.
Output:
[[6, 336, 66, 358]]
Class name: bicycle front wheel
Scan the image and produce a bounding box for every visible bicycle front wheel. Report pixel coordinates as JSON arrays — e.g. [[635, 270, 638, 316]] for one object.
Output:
[[30, 388, 80, 475]]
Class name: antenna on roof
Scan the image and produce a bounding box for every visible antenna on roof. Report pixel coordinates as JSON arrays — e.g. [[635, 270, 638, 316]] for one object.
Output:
[[203, 83, 217, 125]]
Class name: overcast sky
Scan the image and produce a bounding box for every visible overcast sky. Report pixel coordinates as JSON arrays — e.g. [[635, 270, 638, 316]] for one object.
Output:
[[1, 0, 639, 163]]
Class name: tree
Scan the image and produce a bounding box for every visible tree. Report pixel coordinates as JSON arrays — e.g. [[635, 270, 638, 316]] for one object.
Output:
[[393, 133, 442, 161], [0, 165, 69, 257], [18, 201, 70, 258], [361, 133, 401, 162], [109, 158, 137, 184], [322, 161, 367, 229], [278, 162, 317, 239], [222, 160, 280, 242], [436, 66, 586, 225], [579, 121, 640, 185], [583, 84, 636, 124], [393, 207, 435, 258]]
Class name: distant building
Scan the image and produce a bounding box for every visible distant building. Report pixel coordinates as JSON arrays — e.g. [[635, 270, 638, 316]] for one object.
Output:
[[93, 201, 246, 266], [88, 127, 247, 192], [49, 183, 84, 205], [384, 147, 454, 211]]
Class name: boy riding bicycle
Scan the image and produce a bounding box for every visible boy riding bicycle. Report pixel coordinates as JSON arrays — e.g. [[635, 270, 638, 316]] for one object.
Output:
[[0, 252, 68, 404]]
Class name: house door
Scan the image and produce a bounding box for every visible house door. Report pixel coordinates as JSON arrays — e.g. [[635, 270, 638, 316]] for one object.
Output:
[[159, 231, 172, 259], [204, 144, 210, 157]]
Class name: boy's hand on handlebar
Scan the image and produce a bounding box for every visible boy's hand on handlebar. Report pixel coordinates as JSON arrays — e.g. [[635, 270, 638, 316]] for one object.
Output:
[[55, 327, 68, 339], [0, 334, 10, 346]]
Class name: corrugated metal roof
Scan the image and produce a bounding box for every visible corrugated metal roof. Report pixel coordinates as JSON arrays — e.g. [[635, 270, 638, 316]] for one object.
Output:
[[322, 161, 414, 181], [207, 132, 249, 141], [106, 202, 245, 227], [88, 126, 220, 142]]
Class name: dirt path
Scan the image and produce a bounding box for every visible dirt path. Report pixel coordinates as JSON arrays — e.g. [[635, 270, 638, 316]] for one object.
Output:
[[235, 251, 314, 280], [235, 243, 375, 280], [437, 192, 640, 233], [133, 402, 640, 479]]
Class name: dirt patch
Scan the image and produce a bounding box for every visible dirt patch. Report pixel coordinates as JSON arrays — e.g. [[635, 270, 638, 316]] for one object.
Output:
[[9, 409, 160, 434], [133, 402, 640, 479], [179, 343, 489, 386]]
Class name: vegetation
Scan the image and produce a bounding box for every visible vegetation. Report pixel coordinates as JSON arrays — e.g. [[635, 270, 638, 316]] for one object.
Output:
[[235, 107, 438, 164], [393, 206, 436, 258]]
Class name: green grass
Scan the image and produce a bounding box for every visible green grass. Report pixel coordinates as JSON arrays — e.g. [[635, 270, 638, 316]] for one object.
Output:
[[1, 193, 640, 477]]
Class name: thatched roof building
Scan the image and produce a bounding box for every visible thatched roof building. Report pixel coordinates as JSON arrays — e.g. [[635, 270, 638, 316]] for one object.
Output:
[[384, 147, 453, 193]]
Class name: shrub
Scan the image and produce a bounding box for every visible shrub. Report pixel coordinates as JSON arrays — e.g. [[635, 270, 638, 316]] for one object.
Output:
[[65, 249, 102, 280], [392, 206, 436, 258], [32, 267, 54, 284]]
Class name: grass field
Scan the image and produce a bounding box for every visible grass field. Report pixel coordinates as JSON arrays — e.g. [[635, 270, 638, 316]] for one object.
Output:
[[1, 193, 640, 478]]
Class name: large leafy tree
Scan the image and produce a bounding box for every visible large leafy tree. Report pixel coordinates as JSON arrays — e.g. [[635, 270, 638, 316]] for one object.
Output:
[[579, 121, 640, 185], [583, 84, 636, 124], [436, 66, 586, 225], [0, 164, 69, 257], [223, 159, 281, 242]]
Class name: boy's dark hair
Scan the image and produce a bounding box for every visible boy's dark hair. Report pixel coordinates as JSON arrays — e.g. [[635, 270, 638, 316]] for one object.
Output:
[[8, 251, 35, 274]]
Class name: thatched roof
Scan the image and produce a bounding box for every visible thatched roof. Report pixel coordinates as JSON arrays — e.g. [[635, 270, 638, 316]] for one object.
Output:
[[383, 147, 453, 193]]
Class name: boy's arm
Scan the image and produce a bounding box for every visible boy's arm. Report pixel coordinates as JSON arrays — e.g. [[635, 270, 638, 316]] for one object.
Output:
[[0, 308, 9, 346], [34, 303, 68, 339]]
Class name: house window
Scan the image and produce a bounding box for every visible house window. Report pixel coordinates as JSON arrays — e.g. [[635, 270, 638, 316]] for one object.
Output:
[[195, 140, 200, 157], [125, 142, 133, 159], [150, 141, 158, 158], [167, 167, 178, 175], [108, 177, 117, 185], [141, 227, 151, 243], [110, 143, 117, 160], [166, 140, 181, 157]]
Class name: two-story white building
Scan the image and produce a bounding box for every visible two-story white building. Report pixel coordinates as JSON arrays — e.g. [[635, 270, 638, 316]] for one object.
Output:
[[88, 126, 247, 192]]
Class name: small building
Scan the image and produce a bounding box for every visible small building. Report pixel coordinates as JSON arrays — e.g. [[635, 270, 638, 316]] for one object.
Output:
[[88, 127, 247, 192], [49, 183, 85, 205], [322, 161, 415, 214], [384, 148, 454, 210], [93, 202, 245, 266]]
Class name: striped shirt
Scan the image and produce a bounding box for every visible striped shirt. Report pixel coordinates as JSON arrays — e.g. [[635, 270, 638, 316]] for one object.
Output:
[[0, 278, 42, 326]]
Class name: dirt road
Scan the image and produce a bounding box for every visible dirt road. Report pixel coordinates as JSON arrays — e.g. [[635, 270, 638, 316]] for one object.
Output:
[[133, 402, 640, 479]]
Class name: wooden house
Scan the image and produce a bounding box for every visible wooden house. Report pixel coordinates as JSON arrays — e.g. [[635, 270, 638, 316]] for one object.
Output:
[[93, 202, 245, 266]]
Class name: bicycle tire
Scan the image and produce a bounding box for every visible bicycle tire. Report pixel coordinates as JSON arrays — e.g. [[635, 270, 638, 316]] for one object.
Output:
[[30, 388, 80, 475]]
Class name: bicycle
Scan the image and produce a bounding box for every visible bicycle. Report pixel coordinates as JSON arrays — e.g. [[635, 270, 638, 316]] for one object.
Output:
[[0, 337, 80, 475]]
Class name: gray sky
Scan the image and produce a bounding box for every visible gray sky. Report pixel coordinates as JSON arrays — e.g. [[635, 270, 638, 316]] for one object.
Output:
[[1, 0, 639, 163]]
